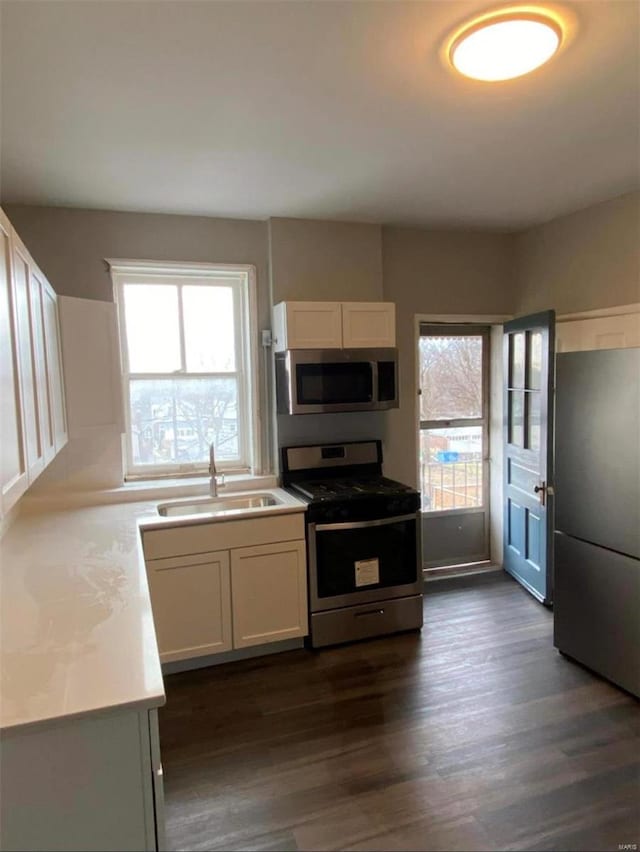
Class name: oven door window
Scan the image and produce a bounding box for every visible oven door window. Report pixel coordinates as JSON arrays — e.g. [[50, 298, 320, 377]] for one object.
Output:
[[296, 362, 373, 406], [315, 518, 417, 598]]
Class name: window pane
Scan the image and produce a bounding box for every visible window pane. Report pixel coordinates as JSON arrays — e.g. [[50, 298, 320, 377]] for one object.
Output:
[[527, 391, 541, 451], [509, 390, 524, 446], [183, 285, 236, 372], [509, 332, 525, 389], [124, 284, 181, 373], [527, 331, 542, 390], [419, 426, 483, 511], [419, 335, 483, 420], [129, 377, 239, 467]]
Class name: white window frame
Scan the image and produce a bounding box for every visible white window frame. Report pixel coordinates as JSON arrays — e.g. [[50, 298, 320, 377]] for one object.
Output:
[[110, 260, 259, 479]]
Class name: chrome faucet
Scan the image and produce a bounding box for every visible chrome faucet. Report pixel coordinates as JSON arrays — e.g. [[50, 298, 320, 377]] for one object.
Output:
[[209, 442, 219, 497]]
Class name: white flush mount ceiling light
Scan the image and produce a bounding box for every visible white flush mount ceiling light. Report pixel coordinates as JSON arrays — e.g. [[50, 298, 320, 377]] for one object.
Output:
[[448, 9, 564, 81]]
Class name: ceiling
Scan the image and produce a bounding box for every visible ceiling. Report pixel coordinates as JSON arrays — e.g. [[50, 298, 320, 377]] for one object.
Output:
[[1, 1, 638, 229]]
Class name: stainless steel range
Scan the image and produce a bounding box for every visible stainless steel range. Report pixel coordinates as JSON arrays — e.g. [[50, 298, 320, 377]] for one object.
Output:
[[282, 440, 423, 648]]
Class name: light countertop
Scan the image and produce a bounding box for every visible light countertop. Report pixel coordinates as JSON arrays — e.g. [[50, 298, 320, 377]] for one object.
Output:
[[0, 488, 306, 733]]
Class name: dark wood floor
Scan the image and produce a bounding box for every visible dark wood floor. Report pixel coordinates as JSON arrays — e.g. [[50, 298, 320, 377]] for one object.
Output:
[[159, 571, 639, 852]]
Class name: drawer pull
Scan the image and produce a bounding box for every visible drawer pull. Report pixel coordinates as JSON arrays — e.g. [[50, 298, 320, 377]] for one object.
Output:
[[355, 608, 385, 618]]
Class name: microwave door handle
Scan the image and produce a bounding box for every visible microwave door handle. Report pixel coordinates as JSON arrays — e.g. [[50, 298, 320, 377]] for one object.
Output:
[[370, 360, 379, 403]]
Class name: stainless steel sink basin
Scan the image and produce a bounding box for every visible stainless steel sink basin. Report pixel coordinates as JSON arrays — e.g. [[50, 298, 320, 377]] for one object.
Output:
[[157, 493, 280, 518]]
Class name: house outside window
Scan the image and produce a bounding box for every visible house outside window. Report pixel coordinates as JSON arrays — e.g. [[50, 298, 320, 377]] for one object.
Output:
[[111, 261, 258, 478]]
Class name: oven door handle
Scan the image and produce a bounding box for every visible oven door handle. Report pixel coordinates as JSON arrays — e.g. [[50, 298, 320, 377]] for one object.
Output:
[[314, 513, 417, 532]]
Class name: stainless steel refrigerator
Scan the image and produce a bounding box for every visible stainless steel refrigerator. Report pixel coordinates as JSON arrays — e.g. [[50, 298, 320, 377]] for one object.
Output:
[[554, 347, 640, 697]]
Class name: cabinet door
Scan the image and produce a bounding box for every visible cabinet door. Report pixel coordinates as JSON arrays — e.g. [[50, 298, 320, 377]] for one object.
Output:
[[0, 212, 28, 513], [41, 279, 68, 452], [147, 550, 232, 662], [58, 296, 125, 438], [274, 301, 342, 350], [11, 236, 45, 479], [341, 302, 396, 348], [30, 266, 56, 464], [230, 540, 308, 648]]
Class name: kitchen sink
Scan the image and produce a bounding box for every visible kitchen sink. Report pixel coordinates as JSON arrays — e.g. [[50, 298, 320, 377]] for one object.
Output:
[[157, 493, 281, 518]]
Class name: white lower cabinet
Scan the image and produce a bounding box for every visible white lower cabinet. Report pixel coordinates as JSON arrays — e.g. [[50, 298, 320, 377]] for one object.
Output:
[[231, 540, 308, 648], [147, 550, 232, 662], [143, 514, 308, 662], [0, 707, 165, 852]]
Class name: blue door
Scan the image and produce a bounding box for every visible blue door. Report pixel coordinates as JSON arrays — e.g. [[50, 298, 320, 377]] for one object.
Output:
[[503, 311, 555, 604]]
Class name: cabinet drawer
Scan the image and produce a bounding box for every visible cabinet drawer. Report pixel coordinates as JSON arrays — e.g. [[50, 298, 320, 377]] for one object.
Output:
[[142, 512, 305, 560]]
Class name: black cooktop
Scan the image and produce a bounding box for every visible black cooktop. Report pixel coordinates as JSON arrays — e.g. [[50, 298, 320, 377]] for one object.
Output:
[[281, 440, 420, 522], [290, 475, 416, 503]]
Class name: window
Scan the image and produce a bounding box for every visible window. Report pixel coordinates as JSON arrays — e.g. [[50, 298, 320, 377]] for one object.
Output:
[[418, 326, 489, 513], [112, 261, 258, 478]]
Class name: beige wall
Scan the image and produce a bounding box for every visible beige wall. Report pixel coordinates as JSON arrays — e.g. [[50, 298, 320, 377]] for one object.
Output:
[[381, 227, 515, 486], [514, 191, 640, 316], [6, 194, 637, 489], [4, 204, 274, 475], [3, 203, 269, 305], [269, 217, 383, 303]]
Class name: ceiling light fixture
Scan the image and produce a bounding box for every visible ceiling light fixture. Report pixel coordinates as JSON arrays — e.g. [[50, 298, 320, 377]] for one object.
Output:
[[448, 9, 564, 82]]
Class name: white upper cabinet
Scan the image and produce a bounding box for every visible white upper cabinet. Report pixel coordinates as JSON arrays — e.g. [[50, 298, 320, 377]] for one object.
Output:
[[41, 279, 68, 451], [30, 265, 55, 464], [273, 301, 342, 350], [11, 233, 45, 480], [0, 210, 29, 513], [272, 301, 396, 350], [341, 302, 396, 348], [0, 207, 68, 514], [58, 296, 124, 439]]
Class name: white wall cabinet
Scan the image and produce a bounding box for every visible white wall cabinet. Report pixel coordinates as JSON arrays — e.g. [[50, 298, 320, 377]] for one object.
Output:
[[341, 301, 396, 348], [1, 707, 165, 852], [41, 278, 68, 451], [143, 513, 308, 662], [273, 300, 395, 350], [273, 301, 342, 350], [11, 234, 45, 481], [0, 207, 68, 516], [0, 210, 29, 513], [231, 540, 307, 648]]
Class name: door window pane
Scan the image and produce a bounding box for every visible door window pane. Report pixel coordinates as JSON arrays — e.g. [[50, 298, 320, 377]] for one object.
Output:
[[419, 426, 483, 511], [510, 332, 525, 389], [527, 391, 541, 451], [183, 285, 236, 372], [124, 284, 180, 373], [527, 330, 542, 390], [509, 391, 524, 446], [419, 335, 483, 420], [129, 377, 238, 466]]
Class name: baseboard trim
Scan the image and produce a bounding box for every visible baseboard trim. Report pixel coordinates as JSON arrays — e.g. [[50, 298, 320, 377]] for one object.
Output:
[[162, 637, 305, 675], [424, 562, 502, 582]]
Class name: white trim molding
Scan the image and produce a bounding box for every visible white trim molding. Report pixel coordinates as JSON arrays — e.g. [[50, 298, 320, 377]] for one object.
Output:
[[557, 303, 640, 322]]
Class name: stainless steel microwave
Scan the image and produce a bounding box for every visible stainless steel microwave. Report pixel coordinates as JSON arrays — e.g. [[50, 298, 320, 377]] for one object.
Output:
[[275, 348, 399, 414]]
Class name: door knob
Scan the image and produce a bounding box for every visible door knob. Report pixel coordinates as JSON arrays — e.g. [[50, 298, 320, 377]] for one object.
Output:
[[534, 481, 547, 506]]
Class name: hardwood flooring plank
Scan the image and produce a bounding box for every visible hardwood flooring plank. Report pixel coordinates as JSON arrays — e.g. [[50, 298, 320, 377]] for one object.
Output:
[[160, 572, 639, 852]]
